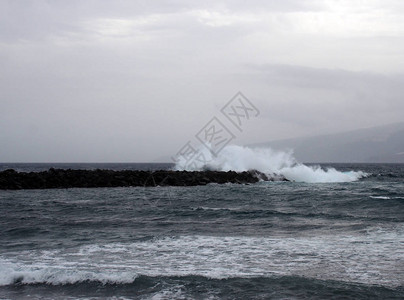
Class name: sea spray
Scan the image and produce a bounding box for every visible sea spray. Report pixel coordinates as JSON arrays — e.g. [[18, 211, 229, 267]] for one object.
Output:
[[175, 145, 367, 183]]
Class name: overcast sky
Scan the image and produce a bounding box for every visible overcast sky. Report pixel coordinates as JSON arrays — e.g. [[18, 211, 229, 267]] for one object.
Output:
[[1, 0, 404, 162]]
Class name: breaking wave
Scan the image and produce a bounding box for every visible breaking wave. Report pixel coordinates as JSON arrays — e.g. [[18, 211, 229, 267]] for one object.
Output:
[[175, 145, 367, 183], [1, 231, 402, 287]]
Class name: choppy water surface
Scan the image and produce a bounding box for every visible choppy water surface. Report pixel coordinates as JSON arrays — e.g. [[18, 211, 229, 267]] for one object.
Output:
[[0, 163, 403, 299]]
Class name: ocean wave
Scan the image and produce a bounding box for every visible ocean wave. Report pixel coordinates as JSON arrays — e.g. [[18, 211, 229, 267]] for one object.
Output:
[[0, 265, 139, 286], [370, 195, 404, 201], [1, 275, 401, 300], [1, 231, 403, 287], [370, 196, 392, 200], [175, 145, 367, 183]]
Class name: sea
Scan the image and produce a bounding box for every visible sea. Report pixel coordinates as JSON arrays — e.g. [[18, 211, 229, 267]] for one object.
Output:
[[0, 162, 403, 299]]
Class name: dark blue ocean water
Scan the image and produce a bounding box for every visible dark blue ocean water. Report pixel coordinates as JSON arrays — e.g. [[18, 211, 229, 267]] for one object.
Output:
[[0, 163, 403, 299]]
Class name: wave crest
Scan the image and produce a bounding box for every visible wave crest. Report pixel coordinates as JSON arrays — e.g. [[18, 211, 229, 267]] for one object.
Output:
[[175, 145, 367, 183], [0, 267, 138, 286]]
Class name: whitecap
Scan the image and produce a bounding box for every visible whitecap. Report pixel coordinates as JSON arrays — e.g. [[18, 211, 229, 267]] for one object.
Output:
[[175, 145, 367, 183]]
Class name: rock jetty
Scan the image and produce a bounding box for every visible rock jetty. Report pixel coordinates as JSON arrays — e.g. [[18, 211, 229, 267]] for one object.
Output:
[[0, 168, 288, 190]]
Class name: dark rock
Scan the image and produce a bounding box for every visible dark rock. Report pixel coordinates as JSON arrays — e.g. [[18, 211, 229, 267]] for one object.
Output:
[[0, 168, 288, 190]]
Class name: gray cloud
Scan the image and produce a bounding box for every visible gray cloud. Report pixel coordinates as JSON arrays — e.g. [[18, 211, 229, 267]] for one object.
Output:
[[242, 64, 404, 136], [1, 0, 404, 162]]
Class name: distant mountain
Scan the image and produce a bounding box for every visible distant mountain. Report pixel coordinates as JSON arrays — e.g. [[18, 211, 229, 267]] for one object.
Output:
[[250, 122, 404, 163]]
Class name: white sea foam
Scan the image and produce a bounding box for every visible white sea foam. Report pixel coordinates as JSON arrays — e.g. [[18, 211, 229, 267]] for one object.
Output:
[[146, 285, 189, 300], [0, 262, 138, 286], [1, 226, 403, 287], [370, 196, 391, 199], [175, 145, 367, 183]]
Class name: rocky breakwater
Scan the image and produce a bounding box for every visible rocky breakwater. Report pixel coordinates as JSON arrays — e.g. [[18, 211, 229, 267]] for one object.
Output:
[[0, 168, 288, 190]]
